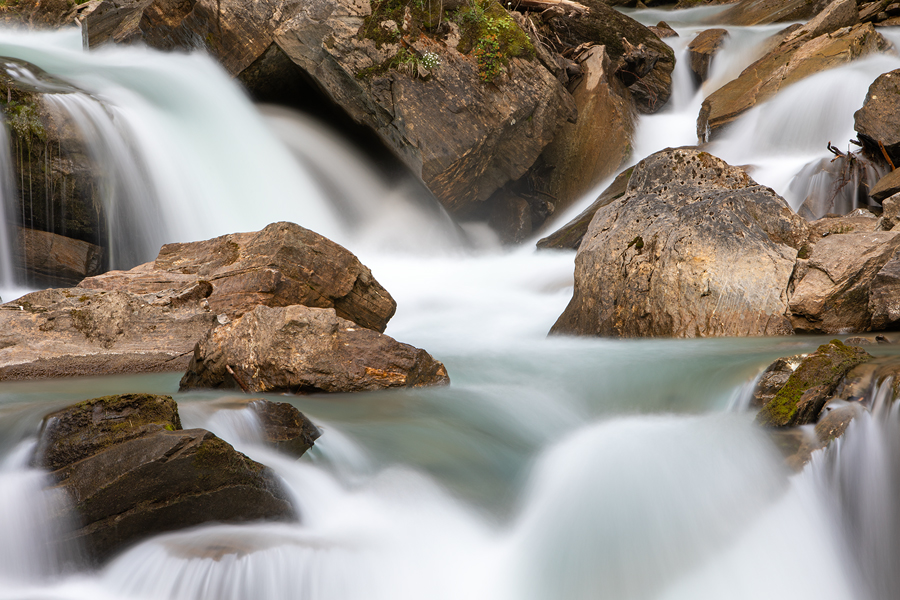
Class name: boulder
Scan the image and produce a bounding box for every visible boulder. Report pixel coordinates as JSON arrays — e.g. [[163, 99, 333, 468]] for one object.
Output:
[[533, 0, 676, 113], [15, 227, 103, 287], [788, 230, 900, 332], [648, 21, 678, 38], [751, 354, 806, 409], [36, 394, 296, 565], [35, 393, 181, 471], [536, 46, 635, 213], [550, 148, 809, 337], [687, 29, 728, 85], [854, 69, 900, 167], [84, 0, 576, 223], [756, 339, 871, 427], [698, 22, 886, 141], [249, 399, 321, 458], [0, 287, 217, 380], [180, 305, 450, 394], [870, 168, 900, 202], [536, 166, 633, 250], [869, 249, 900, 329], [881, 193, 900, 228], [79, 221, 396, 333]]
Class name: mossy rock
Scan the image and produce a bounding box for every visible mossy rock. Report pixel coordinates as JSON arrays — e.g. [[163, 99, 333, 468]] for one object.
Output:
[[756, 340, 871, 427], [35, 393, 182, 470]]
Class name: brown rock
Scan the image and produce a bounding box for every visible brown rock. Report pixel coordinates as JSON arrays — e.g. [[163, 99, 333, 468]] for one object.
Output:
[[699, 22, 887, 141], [15, 227, 103, 287], [648, 21, 678, 38], [687, 29, 728, 85], [535, 0, 676, 113], [751, 354, 806, 409], [756, 339, 871, 427], [79, 221, 396, 333], [868, 248, 900, 329], [550, 148, 808, 338], [870, 168, 900, 202], [789, 231, 900, 332], [536, 166, 633, 251], [538, 46, 635, 214], [180, 305, 450, 394], [0, 287, 217, 380], [35, 393, 181, 471], [881, 193, 900, 228], [715, 0, 843, 25], [249, 399, 321, 458]]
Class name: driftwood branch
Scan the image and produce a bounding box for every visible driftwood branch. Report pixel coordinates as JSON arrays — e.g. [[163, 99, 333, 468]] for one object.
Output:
[[509, 0, 589, 15], [878, 139, 896, 171], [226, 365, 251, 393]]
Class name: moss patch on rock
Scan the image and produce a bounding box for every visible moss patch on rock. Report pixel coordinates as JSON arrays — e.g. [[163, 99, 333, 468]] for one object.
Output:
[[756, 340, 871, 427]]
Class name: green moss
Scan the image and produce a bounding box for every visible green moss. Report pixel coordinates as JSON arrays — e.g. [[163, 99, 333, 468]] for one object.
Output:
[[452, 0, 534, 82], [797, 245, 810, 260], [757, 340, 870, 427], [628, 235, 644, 250], [3, 100, 45, 143]]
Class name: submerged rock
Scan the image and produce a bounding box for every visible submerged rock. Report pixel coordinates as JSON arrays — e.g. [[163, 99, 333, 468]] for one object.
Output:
[[180, 305, 450, 394], [36, 394, 297, 565], [249, 399, 321, 458], [550, 148, 808, 338], [698, 18, 887, 141], [79, 221, 396, 333], [756, 340, 871, 427]]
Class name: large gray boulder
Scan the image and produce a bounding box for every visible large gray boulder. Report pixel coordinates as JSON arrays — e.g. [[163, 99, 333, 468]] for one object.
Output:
[[36, 394, 297, 565], [79, 221, 396, 333], [180, 304, 450, 394], [551, 148, 809, 338]]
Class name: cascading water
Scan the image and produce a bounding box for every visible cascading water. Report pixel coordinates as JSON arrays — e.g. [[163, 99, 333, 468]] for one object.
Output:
[[3, 7, 900, 600]]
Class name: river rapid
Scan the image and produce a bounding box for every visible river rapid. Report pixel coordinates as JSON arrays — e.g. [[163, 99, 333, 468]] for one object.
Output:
[[2, 8, 900, 600]]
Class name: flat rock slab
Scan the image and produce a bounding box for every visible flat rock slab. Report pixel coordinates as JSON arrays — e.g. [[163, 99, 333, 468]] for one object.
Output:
[[551, 148, 808, 338], [80, 221, 396, 333], [180, 305, 450, 394], [0, 287, 217, 380]]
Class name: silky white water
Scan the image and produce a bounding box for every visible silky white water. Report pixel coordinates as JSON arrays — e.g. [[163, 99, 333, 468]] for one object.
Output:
[[1, 8, 900, 600]]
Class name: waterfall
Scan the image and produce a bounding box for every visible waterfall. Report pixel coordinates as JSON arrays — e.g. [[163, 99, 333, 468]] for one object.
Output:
[[0, 122, 17, 293]]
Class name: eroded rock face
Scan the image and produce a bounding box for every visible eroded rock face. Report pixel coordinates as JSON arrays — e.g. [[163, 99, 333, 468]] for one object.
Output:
[[535, 0, 676, 113], [854, 70, 900, 167], [36, 394, 297, 565], [0, 287, 217, 380], [84, 0, 576, 223], [550, 148, 808, 338], [15, 227, 103, 287], [788, 230, 900, 332], [715, 0, 840, 26], [79, 221, 396, 333], [756, 340, 871, 427], [537, 46, 635, 213], [698, 19, 886, 141], [180, 305, 450, 394]]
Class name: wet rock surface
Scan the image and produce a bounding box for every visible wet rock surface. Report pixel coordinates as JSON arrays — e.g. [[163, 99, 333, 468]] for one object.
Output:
[[854, 69, 900, 167], [36, 394, 297, 565], [698, 17, 887, 141], [249, 399, 321, 458], [687, 28, 728, 85], [551, 148, 808, 338], [756, 340, 871, 427], [79, 221, 396, 332], [180, 305, 450, 394]]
